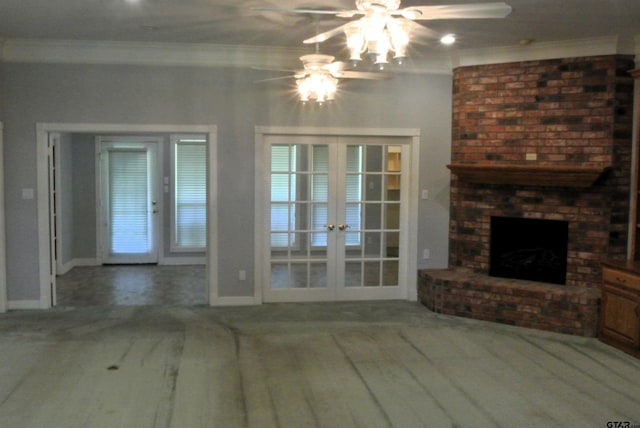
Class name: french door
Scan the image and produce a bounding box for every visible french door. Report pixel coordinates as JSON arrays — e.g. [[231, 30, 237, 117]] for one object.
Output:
[[260, 134, 411, 302], [98, 137, 161, 264]]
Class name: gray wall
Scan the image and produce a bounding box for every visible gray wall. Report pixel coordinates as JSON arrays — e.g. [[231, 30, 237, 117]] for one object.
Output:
[[1, 61, 451, 301], [70, 134, 97, 260]]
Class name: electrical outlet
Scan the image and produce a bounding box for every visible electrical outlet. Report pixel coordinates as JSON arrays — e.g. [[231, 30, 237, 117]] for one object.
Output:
[[423, 249, 430, 259], [239, 270, 246, 281]]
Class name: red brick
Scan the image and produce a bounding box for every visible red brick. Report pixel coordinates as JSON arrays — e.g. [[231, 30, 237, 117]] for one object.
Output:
[[451, 55, 634, 290]]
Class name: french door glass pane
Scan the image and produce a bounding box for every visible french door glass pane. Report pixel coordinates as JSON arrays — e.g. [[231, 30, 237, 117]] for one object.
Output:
[[270, 145, 297, 248], [345, 262, 362, 287], [267, 140, 404, 294], [270, 144, 329, 289], [109, 150, 149, 254], [343, 145, 401, 288]]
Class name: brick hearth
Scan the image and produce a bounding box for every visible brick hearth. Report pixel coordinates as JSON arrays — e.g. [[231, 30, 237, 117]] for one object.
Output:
[[418, 268, 600, 336], [418, 55, 636, 336]]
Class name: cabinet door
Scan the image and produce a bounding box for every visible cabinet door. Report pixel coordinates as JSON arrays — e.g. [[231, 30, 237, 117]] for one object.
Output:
[[600, 284, 640, 348]]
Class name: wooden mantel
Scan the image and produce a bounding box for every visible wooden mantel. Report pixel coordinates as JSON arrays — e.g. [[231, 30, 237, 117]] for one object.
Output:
[[446, 163, 611, 188]]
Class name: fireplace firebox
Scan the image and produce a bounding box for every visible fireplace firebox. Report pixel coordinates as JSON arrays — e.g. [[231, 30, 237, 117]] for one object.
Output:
[[489, 217, 569, 285]]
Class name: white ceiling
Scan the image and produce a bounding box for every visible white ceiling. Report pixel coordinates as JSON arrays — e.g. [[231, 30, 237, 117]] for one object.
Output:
[[1, 0, 639, 64]]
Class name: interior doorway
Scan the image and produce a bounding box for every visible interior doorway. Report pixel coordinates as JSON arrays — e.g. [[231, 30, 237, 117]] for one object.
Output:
[[36, 123, 218, 308], [255, 127, 420, 303]]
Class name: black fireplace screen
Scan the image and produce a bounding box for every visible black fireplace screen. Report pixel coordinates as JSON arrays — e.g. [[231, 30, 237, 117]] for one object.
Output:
[[489, 216, 568, 285]]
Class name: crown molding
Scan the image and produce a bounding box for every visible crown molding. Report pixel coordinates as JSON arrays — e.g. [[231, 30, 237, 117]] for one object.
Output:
[[1, 37, 455, 75], [2, 35, 637, 72], [1, 38, 309, 70], [452, 35, 638, 67]]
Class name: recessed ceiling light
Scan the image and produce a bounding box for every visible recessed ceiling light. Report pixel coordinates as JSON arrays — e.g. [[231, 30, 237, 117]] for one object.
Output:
[[440, 34, 456, 45]]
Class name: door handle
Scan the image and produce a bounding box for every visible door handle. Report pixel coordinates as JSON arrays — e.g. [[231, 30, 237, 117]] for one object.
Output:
[[338, 224, 350, 231], [326, 224, 335, 231]]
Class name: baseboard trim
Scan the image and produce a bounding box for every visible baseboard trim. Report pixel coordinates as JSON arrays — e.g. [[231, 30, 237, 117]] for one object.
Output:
[[8, 299, 42, 310], [58, 257, 205, 272], [58, 258, 99, 275], [160, 257, 206, 266], [210, 296, 260, 306], [74, 258, 98, 266]]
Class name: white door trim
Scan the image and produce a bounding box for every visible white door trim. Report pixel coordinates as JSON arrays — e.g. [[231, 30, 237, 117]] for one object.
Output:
[[0, 122, 7, 313], [35, 123, 218, 308], [254, 126, 420, 303]]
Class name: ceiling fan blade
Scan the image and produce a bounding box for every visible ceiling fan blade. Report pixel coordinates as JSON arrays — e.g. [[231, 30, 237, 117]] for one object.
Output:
[[325, 61, 348, 73], [333, 70, 394, 80], [304, 23, 352, 44], [252, 66, 297, 73], [250, 6, 348, 15], [401, 2, 512, 20], [253, 74, 297, 83], [409, 23, 443, 40]]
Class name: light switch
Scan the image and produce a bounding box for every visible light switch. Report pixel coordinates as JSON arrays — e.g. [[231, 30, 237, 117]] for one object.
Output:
[[22, 188, 34, 200]]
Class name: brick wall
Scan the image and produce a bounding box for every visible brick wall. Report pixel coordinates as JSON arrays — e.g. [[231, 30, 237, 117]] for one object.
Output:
[[450, 55, 635, 287]]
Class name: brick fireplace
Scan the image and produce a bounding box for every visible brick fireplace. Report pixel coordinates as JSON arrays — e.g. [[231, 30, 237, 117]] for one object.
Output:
[[418, 55, 636, 336]]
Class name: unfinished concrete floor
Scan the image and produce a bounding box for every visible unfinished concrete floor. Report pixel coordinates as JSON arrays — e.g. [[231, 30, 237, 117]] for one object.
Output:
[[1, 301, 639, 427]]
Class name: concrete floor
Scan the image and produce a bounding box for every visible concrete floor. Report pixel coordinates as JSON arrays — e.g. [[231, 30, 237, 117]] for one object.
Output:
[[1, 301, 639, 427]]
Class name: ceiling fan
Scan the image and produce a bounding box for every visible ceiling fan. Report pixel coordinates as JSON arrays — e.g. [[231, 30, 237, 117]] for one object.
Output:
[[253, 1, 512, 65], [256, 52, 393, 104]]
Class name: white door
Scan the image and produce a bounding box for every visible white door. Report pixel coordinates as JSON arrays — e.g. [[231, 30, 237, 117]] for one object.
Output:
[[261, 134, 410, 302], [98, 137, 161, 264]]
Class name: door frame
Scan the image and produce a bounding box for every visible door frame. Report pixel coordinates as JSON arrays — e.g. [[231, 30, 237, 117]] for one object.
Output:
[[0, 122, 6, 313], [254, 126, 420, 303], [36, 123, 218, 308]]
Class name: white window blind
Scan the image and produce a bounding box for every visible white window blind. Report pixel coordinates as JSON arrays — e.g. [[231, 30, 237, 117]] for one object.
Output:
[[310, 145, 329, 246], [345, 146, 363, 246], [173, 139, 207, 249], [109, 150, 150, 254], [270, 145, 296, 247], [309, 145, 362, 247]]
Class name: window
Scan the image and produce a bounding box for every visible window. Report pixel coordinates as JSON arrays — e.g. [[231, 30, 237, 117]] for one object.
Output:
[[344, 145, 363, 246], [171, 135, 207, 251], [270, 144, 363, 249], [270, 145, 297, 247], [109, 149, 151, 254], [310, 145, 329, 246]]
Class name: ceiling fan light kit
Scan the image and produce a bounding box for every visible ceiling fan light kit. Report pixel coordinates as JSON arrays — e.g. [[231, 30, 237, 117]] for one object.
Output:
[[297, 72, 338, 104], [254, 1, 512, 103], [296, 54, 339, 104], [301, 1, 512, 69], [344, 17, 414, 66]]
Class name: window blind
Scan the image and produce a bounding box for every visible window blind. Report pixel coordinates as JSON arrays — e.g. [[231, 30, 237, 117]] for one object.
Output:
[[270, 145, 296, 247], [175, 142, 207, 248], [109, 150, 150, 254]]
